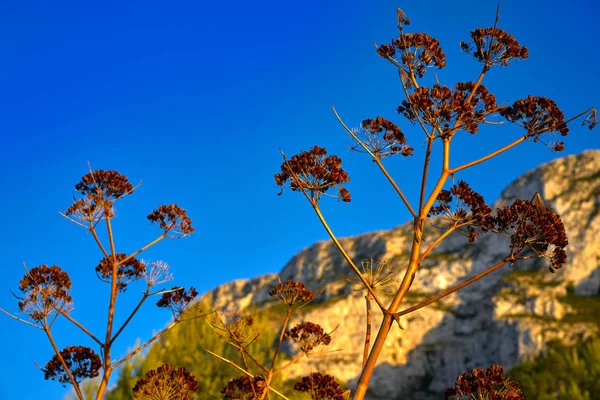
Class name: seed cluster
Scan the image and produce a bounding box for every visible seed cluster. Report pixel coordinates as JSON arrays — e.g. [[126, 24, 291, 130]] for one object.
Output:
[[220, 375, 266, 400], [156, 286, 198, 317], [147, 204, 195, 237], [42, 346, 101, 386], [275, 146, 351, 202], [216, 310, 256, 346], [132, 363, 198, 400], [18, 265, 73, 322], [284, 321, 332, 354], [377, 32, 446, 78], [95, 253, 146, 291], [460, 28, 529, 70], [294, 372, 346, 400], [268, 280, 314, 306], [444, 364, 523, 400], [398, 82, 498, 135], [353, 117, 414, 159]]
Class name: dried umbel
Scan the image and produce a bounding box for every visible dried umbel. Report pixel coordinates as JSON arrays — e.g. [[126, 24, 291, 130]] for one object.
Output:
[[351, 117, 414, 159], [147, 204, 195, 237], [294, 372, 346, 400], [132, 363, 199, 400], [275, 146, 351, 202], [444, 364, 523, 400], [429, 180, 495, 242], [350, 259, 396, 295], [95, 253, 146, 291], [142, 260, 174, 286], [268, 279, 314, 306], [494, 198, 568, 272], [398, 82, 498, 135], [156, 286, 198, 317], [460, 27, 528, 70], [18, 265, 73, 322], [215, 310, 257, 346], [66, 170, 134, 221], [220, 375, 266, 400], [500, 96, 568, 151], [284, 321, 332, 354], [42, 346, 101, 386], [378, 33, 446, 78]]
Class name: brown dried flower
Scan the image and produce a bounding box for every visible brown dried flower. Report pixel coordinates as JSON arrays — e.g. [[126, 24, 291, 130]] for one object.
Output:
[[275, 146, 351, 203], [460, 27, 528, 70], [268, 279, 314, 306], [429, 180, 495, 241], [499, 96, 568, 149], [294, 372, 346, 400], [494, 197, 568, 272], [156, 286, 198, 317], [378, 32, 446, 79], [220, 375, 266, 400], [284, 321, 332, 354], [66, 170, 134, 221], [398, 82, 497, 135], [215, 310, 257, 347], [17, 265, 73, 322], [42, 346, 101, 386], [444, 364, 523, 400], [351, 117, 413, 159], [95, 253, 146, 292], [147, 204, 194, 237], [132, 363, 199, 400]]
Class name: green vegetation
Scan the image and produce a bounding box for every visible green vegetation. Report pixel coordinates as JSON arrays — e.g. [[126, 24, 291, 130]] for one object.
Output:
[[559, 293, 600, 330], [509, 334, 600, 400]]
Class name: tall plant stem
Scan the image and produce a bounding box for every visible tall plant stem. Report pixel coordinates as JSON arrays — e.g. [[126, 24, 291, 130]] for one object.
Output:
[[362, 293, 372, 369], [353, 139, 451, 399]]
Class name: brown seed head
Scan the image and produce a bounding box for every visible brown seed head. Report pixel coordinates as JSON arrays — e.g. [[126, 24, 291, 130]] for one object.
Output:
[[220, 375, 266, 400], [378, 32, 446, 79], [42, 346, 101, 386], [147, 204, 194, 237], [294, 372, 346, 400], [95, 253, 146, 292], [284, 321, 332, 354], [18, 265, 73, 323], [275, 146, 350, 203], [444, 364, 523, 400], [352, 117, 414, 159], [268, 279, 314, 306], [156, 286, 198, 317], [132, 363, 199, 400], [460, 27, 528, 70]]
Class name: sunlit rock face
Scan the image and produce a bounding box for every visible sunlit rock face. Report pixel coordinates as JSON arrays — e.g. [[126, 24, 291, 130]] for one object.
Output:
[[205, 150, 600, 399]]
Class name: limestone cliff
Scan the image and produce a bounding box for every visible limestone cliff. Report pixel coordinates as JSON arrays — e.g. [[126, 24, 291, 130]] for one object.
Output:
[[204, 150, 600, 399]]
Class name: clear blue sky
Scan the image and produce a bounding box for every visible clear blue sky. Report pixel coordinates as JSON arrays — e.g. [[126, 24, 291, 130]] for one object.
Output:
[[0, 1, 598, 399]]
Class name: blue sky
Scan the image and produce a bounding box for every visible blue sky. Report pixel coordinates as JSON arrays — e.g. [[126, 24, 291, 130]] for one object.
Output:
[[0, 1, 598, 399]]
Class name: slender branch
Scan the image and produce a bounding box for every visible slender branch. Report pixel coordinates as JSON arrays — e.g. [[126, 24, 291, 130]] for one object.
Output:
[[419, 224, 457, 261], [0, 307, 43, 329], [89, 226, 110, 259], [396, 257, 510, 317], [273, 352, 306, 375], [44, 318, 84, 400], [332, 106, 417, 218], [112, 320, 178, 368], [52, 306, 103, 346], [418, 136, 434, 214], [362, 293, 372, 369], [117, 234, 167, 267], [450, 136, 526, 174], [111, 290, 150, 345], [58, 212, 89, 229], [269, 307, 292, 371]]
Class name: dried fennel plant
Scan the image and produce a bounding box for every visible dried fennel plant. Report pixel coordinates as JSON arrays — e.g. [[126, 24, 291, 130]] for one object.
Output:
[[275, 6, 596, 400], [1, 168, 201, 400], [204, 278, 349, 400]]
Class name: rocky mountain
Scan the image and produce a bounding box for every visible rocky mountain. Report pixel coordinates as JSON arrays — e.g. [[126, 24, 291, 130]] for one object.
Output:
[[204, 150, 600, 399]]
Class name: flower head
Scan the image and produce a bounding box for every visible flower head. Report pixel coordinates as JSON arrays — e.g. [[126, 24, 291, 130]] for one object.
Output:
[[220, 375, 266, 400], [156, 286, 198, 317], [95, 253, 146, 292], [460, 27, 528, 70], [294, 373, 346, 400], [499, 96, 568, 150], [284, 321, 332, 354], [17, 265, 73, 323], [268, 279, 314, 306], [42, 346, 101, 386], [351, 117, 413, 159], [147, 204, 194, 237], [378, 32, 446, 79], [214, 310, 257, 347], [275, 146, 351, 203], [444, 364, 523, 400], [133, 363, 198, 400]]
